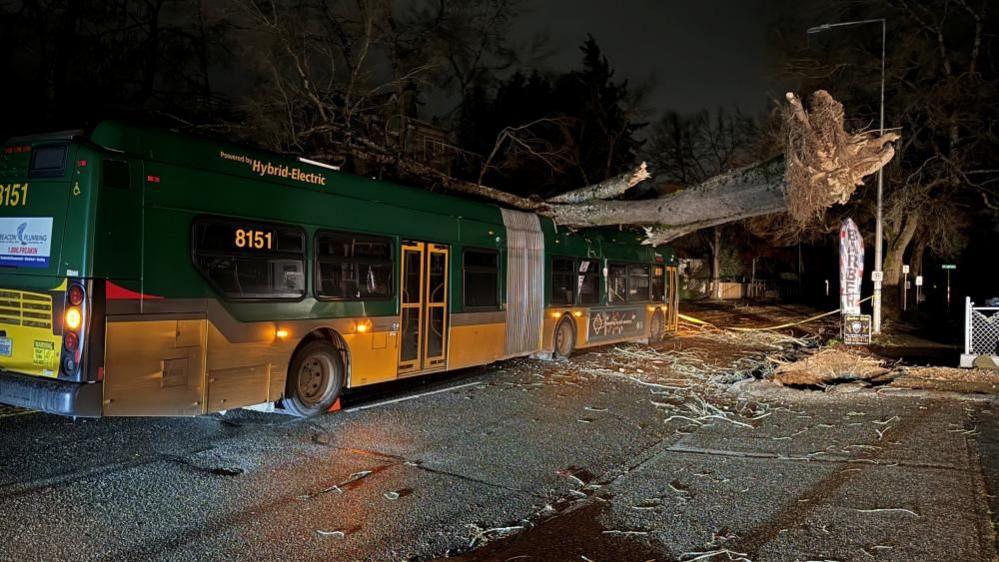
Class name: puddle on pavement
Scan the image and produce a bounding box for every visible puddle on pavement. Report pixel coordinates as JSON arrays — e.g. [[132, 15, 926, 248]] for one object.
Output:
[[438, 502, 661, 562]]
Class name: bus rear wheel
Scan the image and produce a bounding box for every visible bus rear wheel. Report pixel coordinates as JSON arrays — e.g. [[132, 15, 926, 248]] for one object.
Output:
[[284, 340, 344, 418], [554, 317, 576, 358], [650, 310, 665, 343]]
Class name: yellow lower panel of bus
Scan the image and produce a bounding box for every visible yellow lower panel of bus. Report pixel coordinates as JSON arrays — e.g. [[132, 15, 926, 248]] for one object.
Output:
[[0, 289, 60, 378], [344, 330, 399, 387], [448, 323, 505, 369], [102, 315, 404, 413], [104, 318, 207, 416]]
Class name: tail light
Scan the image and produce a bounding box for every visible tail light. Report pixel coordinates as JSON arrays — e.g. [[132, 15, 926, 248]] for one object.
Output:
[[65, 308, 82, 330], [62, 281, 87, 377], [68, 284, 85, 306]]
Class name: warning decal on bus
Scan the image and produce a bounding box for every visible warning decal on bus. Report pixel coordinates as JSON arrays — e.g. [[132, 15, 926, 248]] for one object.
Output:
[[0, 217, 53, 268]]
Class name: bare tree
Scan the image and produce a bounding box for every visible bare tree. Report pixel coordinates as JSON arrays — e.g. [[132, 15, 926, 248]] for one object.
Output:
[[778, 0, 999, 314], [227, 1, 896, 243]]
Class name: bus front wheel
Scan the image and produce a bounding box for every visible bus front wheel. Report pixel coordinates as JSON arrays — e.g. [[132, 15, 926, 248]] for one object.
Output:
[[650, 310, 665, 343], [554, 317, 576, 358], [284, 340, 344, 417]]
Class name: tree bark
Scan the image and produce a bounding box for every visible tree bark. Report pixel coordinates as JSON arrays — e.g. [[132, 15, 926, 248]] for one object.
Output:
[[911, 237, 927, 276], [882, 213, 920, 318], [547, 162, 650, 204], [546, 158, 787, 244], [884, 214, 920, 287]]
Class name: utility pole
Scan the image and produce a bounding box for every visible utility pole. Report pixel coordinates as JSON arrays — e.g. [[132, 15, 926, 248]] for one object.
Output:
[[808, 17, 887, 333]]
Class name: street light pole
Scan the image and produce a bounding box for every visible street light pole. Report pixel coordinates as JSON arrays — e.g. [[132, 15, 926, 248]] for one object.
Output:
[[807, 18, 887, 334]]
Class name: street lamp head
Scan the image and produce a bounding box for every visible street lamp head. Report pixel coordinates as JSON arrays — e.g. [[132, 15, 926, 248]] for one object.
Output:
[[807, 24, 831, 34]]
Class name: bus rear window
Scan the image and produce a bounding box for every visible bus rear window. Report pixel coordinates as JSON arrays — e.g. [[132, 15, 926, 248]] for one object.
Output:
[[28, 144, 68, 179]]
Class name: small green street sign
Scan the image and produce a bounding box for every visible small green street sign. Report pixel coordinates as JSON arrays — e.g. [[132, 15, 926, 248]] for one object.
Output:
[[942, 264, 957, 270]]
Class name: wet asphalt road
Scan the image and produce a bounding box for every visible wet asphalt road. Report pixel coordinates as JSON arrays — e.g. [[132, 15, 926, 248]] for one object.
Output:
[[1, 355, 998, 561]]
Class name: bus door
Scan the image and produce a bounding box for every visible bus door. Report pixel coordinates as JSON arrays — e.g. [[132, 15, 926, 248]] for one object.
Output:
[[398, 242, 449, 375]]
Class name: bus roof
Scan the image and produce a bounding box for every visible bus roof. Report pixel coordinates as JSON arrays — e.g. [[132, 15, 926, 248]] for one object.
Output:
[[75, 121, 674, 262], [88, 121, 510, 225]]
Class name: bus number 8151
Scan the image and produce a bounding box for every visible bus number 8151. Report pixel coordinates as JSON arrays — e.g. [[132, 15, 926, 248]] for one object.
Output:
[[234, 228, 272, 250]]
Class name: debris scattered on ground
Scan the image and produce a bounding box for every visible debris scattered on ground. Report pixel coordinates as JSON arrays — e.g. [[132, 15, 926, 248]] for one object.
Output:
[[887, 365, 999, 394], [772, 348, 891, 386], [897, 366, 999, 384], [679, 547, 752, 561], [315, 530, 346, 538], [854, 507, 920, 518], [466, 524, 526, 548]]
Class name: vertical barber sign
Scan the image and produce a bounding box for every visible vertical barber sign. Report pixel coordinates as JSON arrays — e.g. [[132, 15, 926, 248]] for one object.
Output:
[[839, 218, 864, 315]]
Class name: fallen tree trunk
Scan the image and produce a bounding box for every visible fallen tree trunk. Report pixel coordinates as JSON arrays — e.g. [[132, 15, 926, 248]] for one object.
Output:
[[545, 157, 787, 244], [544, 91, 898, 243], [341, 91, 898, 244]]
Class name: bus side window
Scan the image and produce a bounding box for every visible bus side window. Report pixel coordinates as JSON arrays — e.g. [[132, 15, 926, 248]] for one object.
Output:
[[608, 263, 627, 304], [651, 265, 665, 302], [192, 217, 306, 300], [551, 257, 575, 305], [102, 160, 130, 189], [628, 264, 650, 302], [463, 248, 499, 308], [577, 259, 600, 305], [315, 230, 394, 300]]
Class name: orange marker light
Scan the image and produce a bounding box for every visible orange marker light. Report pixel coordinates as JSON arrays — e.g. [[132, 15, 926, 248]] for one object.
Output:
[[65, 308, 82, 331], [275, 328, 289, 339], [356, 323, 369, 333], [572, 311, 583, 317]]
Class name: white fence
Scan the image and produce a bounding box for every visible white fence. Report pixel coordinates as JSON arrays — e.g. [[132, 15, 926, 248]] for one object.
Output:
[[961, 297, 999, 368]]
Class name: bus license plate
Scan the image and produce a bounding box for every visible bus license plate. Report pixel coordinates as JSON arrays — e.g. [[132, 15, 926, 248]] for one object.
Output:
[[0, 338, 11, 357]]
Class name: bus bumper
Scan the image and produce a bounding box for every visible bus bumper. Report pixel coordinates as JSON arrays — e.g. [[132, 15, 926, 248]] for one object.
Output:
[[0, 370, 101, 417]]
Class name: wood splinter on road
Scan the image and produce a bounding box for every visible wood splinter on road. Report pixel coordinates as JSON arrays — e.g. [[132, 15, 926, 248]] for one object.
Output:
[[854, 507, 920, 518]]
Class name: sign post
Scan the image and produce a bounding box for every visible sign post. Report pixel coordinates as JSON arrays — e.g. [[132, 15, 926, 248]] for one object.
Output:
[[915, 275, 923, 306], [942, 264, 956, 306], [902, 264, 909, 311]]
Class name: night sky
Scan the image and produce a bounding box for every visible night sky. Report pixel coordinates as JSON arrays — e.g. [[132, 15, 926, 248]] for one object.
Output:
[[512, 0, 781, 117]]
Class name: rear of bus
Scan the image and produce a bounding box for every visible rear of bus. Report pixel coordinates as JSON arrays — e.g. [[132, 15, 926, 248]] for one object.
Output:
[[0, 132, 102, 416]]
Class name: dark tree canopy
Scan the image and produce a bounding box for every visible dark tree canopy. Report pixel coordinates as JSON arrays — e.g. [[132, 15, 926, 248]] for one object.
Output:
[[456, 36, 645, 196]]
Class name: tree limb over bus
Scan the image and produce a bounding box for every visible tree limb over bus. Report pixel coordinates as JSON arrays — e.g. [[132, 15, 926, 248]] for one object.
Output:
[[399, 91, 898, 244]]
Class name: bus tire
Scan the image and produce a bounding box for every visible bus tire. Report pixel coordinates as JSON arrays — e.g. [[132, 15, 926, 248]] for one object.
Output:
[[553, 316, 576, 358], [650, 309, 665, 343], [283, 340, 344, 418]]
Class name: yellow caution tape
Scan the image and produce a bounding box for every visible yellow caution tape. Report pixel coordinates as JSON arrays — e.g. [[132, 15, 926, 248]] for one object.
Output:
[[679, 296, 874, 332]]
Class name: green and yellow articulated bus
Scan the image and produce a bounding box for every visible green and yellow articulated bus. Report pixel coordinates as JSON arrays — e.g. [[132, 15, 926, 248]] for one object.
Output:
[[0, 123, 678, 417]]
